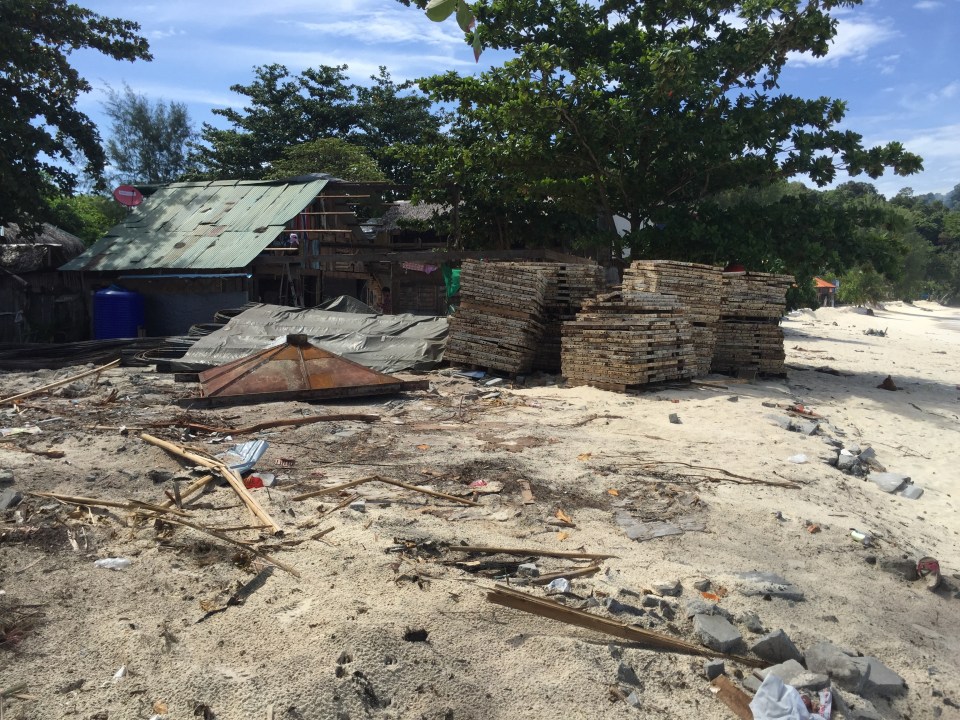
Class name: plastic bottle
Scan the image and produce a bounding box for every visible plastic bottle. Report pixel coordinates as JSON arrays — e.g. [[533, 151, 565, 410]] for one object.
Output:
[[94, 558, 131, 570]]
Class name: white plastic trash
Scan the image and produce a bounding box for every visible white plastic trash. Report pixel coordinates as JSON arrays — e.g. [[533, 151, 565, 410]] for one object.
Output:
[[749, 674, 810, 719], [748, 674, 832, 720], [787, 454, 809, 464], [546, 578, 572, 594], [94, 558, 131, 571]]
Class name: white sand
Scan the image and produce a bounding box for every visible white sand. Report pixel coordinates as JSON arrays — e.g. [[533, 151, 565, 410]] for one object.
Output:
[[1, 301, 958, 719]]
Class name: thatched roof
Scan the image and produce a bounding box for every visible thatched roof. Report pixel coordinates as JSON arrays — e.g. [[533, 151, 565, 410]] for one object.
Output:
[[1, 223, 86, 272], [375, 202, 447, 232]]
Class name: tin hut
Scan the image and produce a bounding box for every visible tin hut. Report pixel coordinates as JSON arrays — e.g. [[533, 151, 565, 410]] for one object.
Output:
[[0, 223, 86, 342]]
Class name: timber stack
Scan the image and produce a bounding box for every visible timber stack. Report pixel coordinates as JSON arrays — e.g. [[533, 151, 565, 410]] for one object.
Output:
[[523, 262, 605, 373], [622, 260, 722, 377], [561, 291, 695, 391], [445, 260, 549, 374], [713, 271, 794, 374]]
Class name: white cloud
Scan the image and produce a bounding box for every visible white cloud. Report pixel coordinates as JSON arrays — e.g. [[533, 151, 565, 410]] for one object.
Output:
[[929, 81, 960, 101], [291, 11, 466, 49], [788, 18, 898, 66], [148, 27, 185, 40], [913, 1, 943, 10], [879, 53, 900, 75], [864, 123, 960, 197]]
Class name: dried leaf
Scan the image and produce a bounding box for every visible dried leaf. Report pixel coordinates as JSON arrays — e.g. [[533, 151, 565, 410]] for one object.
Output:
[[714, 586, 729, 598], [701, 591, 721, 602], [607, 488, 619, 496], [555, 509, 573, 524], [416, 444, 430, 451], [557, 532, 569, 541], [577, 452, 592, 461], [154, 701, 169, 714]]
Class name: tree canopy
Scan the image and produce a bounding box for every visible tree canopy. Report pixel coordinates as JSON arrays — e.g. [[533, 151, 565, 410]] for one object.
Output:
[[398, 0, 922, 260], [103, 84, 195, 185], [190, 65, 440, 184], [264, 139, 386, 183], [0, 0, 151, 228]]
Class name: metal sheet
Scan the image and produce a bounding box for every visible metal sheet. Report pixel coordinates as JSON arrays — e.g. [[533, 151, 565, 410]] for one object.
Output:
[[179, 303, 447, 374], [187, 334, 429, 407], [60, 177, 329, 272]]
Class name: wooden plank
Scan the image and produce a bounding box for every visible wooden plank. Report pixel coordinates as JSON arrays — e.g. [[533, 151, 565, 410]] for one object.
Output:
[[0, 359, 120, 405], [711, 676, 754, 720], [487, 585, 764, 666]]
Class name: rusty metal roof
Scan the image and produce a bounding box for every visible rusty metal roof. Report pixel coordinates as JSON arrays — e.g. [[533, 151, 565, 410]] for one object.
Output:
[[60, 177, 329, 272], [181, 334, 429, 408]]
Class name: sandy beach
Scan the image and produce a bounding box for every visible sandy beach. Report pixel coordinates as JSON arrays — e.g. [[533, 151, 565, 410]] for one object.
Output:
[[1, 300, 958, 719]]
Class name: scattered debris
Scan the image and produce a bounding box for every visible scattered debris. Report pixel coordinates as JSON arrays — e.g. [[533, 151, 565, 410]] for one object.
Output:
[[876, 375, 899, 391]]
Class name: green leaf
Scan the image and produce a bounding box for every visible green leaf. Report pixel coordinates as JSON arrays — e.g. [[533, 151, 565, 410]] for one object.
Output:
[[473, 30, 483, 62], [425, 0, 457, 22], [456, 2, 476, 32]]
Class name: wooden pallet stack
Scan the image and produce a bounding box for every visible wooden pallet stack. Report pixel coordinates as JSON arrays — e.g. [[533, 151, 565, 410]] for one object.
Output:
[[520, 262, 605, 373], [622, 260, 722, 377], [561, 291, 695, 390], [445, 260, 549, 373], [713, 272, 794, 374]]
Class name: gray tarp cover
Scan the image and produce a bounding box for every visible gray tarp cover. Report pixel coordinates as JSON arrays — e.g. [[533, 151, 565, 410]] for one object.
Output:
[[179, 303, 447, 374]]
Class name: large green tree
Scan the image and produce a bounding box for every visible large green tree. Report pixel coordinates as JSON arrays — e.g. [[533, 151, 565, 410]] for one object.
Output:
[[398, 0, 922, 257], [264, 138, 386, 182], [192, 64, 358, 179], [103, 84, 195, 185], [191, 65, 440, 184], [0, 1, 150, 229]]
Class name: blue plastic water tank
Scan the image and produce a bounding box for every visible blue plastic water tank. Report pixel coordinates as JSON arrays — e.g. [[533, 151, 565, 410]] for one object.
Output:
[[93, 285, 145, 339]]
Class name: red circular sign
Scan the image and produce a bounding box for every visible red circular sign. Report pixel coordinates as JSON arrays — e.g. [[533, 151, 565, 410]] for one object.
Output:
[[113, 185, 144, 207]]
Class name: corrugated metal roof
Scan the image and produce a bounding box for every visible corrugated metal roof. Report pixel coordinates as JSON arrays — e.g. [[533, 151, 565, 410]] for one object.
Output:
[[61, 177, 329, 272]]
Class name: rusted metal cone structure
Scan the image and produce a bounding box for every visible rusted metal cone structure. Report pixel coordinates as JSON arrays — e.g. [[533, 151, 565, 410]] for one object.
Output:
[[180, 334, 428, 407]]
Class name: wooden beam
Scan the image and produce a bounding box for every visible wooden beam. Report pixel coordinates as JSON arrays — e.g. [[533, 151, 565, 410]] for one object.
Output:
[[487, 585, 764, 667], [450, 546, 616, 560], [710, 676, 755, 719], [0, 359, 120, 405]]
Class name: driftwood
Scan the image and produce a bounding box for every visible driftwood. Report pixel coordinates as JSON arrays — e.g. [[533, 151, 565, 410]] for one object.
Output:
[[0, 359, 120, 405], [0, 445, 65, 459], [292, 475, 480, 507], [711, 676, 754, 719], [625, 460, 800, 489], [24, 491, 298, 576], [140, 433, 281, 533], [29, 491, 191, 518], [450, 546, 616, 560], [531, 565, 603, 585], [182, 413, 379, 436], [158, 515, 299, 577], [487, 585, 763, 667]]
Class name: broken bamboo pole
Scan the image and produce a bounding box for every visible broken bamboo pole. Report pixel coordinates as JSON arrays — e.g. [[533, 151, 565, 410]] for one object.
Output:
[[29, 491, 192, 518], [0, 359, 120, 405], [450, 546, 616, 560], [155, 515, 299, 577], [531, 565, 603, 585], [486, 585, 763, 667], [291, 477, 377, 501], [140, 433, 281, 534], [160, 474, 215, 509], [291, 475, 480, 507]]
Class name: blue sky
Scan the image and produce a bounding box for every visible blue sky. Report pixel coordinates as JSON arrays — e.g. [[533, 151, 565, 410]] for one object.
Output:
[[70, 0, 959, 197]]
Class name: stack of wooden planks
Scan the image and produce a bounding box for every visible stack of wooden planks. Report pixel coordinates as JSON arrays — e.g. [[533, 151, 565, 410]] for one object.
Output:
[[623, 260, 722, 377], [713, 272, 794, 374], [523, 263, 606, 373], [561, 291, 695, 390], [445, 260, 550, 373]]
